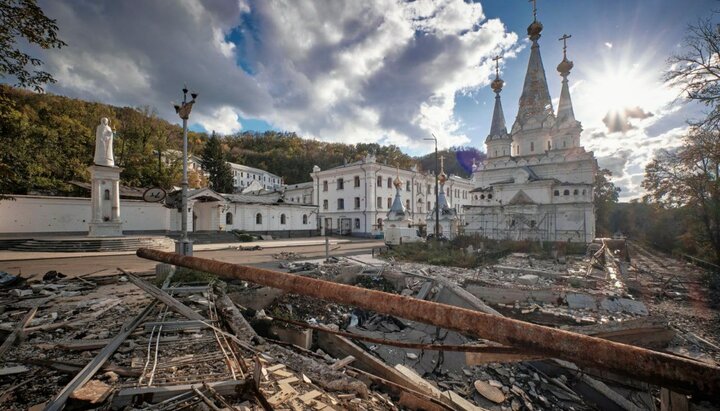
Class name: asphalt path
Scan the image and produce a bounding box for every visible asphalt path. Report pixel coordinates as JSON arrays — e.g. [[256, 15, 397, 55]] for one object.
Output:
[[0, 240, 384, 280]]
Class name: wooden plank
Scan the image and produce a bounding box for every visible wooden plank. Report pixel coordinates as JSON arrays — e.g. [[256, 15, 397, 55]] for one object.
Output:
[[70, 380, 113, 405], [465, 351, 541, 365], [125, 272, 205, 321], [113, 380, 251, 408], [0, 307, 38, 359], [329, 355, 355, 371], [660, 388, 689, 411]]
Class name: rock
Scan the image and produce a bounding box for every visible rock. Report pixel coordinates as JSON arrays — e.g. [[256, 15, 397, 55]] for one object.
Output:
[[511, 398, 521, 411], [406, 353, 418, 360], [474, 380, 506, 404], [488, 380, 503, 388], [11, 289, 33, 297], [517, 274, 539, 285], [103, 371, 119, 383]]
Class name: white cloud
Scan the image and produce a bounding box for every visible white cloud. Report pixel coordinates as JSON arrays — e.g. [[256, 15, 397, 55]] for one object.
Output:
[[194, 106, 243, 135], [604, 42, 613, 49], [34, 0, 516, 152]]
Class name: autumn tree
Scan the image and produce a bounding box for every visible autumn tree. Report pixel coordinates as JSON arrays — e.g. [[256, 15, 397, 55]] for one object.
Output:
[[644, 128, 720, 263], [0, 0, 66, 91], [665, 12, 720, 130], [200, 133, 233, 193]]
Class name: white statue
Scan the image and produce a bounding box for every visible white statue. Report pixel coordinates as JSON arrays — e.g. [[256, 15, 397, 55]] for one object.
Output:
[[94, 117, 115, 166]]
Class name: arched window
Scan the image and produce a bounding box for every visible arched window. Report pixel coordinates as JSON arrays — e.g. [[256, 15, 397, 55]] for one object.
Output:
[[104, 189, 110, 200], [387, 177, 392, 188], [530, 142, 535, 152], [488, 194, 493, 199], [582, 189, 587, 195], [573, 189, 579, 195], [280, 214, 286, 224], [226, 212, 233, 225], [405, 199, 410, 209], [377, 176, 383, 187], [377, 218, 383, 228], [354, 176, 360, 187], [256, 213, 262, 224], [480, 194, 485, 200], [302, 214, 308, 224], [554, 190, 560, 196], [563, 189, 570, 196]]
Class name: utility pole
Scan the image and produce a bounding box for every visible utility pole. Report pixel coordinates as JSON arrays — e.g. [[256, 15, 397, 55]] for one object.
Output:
[[424, 134, 440, 239], [173, 85, 198, 255]]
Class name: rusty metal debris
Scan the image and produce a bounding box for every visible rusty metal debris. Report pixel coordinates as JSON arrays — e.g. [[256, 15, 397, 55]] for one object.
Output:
[[137, 247, 720, 397]]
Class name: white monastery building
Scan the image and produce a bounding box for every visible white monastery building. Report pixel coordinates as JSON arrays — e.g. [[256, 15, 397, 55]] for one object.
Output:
[[228, 162, 283, 192], [311, 155, 473, 237], [465, 16, 597, 243]]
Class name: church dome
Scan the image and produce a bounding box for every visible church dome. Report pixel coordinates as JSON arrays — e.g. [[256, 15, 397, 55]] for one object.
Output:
[[557, 58, 574, 76], [527, 20, 543, 40], [393, 176, 402, 189], [491, 77, 504, 93]]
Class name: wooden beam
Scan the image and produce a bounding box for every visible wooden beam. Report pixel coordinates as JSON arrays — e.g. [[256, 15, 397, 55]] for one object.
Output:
[[0, 307, 38, 360], [124, 272, 205, 321]]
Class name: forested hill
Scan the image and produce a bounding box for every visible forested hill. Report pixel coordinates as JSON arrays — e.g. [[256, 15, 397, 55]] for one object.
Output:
[[0, 85, 484, 194]]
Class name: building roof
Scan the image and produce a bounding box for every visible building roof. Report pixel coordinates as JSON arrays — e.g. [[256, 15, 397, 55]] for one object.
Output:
[[228, 162, 281, 179], [285, 181, 314, 190]]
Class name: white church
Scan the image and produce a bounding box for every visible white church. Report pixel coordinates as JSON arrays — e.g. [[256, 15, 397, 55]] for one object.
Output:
[[464, 15, 597, 243]]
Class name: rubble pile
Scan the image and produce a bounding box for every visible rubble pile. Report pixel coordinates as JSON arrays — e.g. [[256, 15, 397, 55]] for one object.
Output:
[[0, 239, 718, 410]]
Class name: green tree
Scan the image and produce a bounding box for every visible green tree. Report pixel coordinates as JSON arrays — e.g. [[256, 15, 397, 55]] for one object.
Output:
[[0, 0, 66, 91], [201, 133, 233, 193], [594, 168, 620, 236]]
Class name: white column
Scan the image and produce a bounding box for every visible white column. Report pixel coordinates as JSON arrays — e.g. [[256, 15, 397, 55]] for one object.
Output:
[[112, 179, 120, 222], [93, 179, 102, 222]]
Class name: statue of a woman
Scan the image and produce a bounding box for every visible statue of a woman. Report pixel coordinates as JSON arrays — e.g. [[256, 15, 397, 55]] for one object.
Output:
[[94, 117, 114, 166]]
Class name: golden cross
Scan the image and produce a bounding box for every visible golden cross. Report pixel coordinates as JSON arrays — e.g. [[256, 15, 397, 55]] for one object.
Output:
[[492, 55, 502, 78], [529, 0, 537, 21], [559, 34, 572, 58]]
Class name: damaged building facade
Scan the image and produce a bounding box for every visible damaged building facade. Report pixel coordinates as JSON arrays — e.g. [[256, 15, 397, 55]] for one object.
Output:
[[465, 19, 597, 243]]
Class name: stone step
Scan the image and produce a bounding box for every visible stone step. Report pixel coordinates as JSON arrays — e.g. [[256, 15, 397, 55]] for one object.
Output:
[[9, 237, 172, 252]]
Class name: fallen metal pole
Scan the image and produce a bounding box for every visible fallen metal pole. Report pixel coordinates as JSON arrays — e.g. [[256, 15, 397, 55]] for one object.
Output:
[[136, 248, 720, 397]]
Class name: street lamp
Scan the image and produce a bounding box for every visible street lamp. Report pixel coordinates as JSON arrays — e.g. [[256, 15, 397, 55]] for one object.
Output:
[[173, 85, 198, 255], [424, 134, 440, 239]]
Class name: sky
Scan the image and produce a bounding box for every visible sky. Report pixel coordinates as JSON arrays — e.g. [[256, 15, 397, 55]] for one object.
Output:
[[20, 0, 718, 200]]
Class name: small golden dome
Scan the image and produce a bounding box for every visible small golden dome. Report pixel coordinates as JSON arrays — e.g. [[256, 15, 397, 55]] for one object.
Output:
[[438, 172, 447, 185], [557, 58, 574, 76], [491, 77, 504, 93], [527, 20, 543, 40], [393, 176, 402, 188]]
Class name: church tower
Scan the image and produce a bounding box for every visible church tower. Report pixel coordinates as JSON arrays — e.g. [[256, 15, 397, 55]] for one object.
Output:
[[485, 56, 512, 159], [551, 34, 582, 150], [510, 3, 555, 156]]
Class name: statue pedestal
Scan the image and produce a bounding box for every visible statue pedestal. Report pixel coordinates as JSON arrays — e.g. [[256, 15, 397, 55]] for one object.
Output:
[[88, 165, 124, 237]]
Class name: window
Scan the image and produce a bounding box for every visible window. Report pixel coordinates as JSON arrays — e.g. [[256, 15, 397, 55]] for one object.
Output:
[[354, 176, 360, 187], [256, 213, 262, 224], [427, 184, 431, 194], [280, 214, 287, 224], [582, 189, 587, 195], [547, 141, 551, 150], [323, 181, 328, 191], [226, 212, 233, 225], [104, 189, 110, 200], [354, 197, 360, 209], [337, 198, 344, 210], [377, 218, 383, 228], [377, 196, 382, 208], [302, 214, 308, 224], [563, 189, 570, 195], [427, 201, 431, 210], [530, 220, 536, 228], [530, 141, 535, 152], [563, 140, 567, 148], [337, 178, 344, 190], [387, 177, 392, 188], [554, 190, 560, 196], [377, 176, 382, 187], [387, 197, 392, 208], [488, 193, 493, 199], [573, 189, 579, 195], [494, 150, 497, 157], [323, 200, 328, 210], [354, 218, 360, 229], [480, 194, 485, 200], [405, 199, 410, 209]]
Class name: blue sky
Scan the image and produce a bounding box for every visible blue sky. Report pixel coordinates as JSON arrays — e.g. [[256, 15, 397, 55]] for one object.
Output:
[[24, 0, 719, 199]]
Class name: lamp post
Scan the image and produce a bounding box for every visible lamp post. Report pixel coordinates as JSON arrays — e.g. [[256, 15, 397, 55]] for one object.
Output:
[[173, 85, 198, 255], [424, 134, 440, 239]]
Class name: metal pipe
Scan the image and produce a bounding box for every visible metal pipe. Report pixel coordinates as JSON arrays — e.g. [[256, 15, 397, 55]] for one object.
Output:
[[136, 248, 720, 396]]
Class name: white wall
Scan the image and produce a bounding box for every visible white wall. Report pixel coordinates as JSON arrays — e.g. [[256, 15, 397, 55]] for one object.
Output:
[[0, 195, 170, 234]]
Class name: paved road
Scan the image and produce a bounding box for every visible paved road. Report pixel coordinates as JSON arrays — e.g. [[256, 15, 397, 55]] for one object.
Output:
[[0, 240, 385, 280]]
